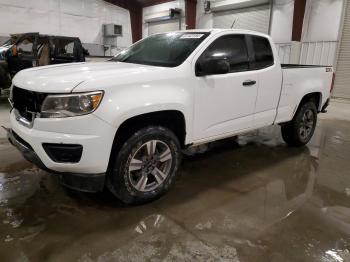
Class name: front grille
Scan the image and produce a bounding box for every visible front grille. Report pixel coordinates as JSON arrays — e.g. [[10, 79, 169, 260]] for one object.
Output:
[[12, 86, 48, 122]]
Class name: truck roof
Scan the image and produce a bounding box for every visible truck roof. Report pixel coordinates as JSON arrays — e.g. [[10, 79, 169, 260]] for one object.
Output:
[[173, 28, 270, 38], [10, 32, 80, 40]]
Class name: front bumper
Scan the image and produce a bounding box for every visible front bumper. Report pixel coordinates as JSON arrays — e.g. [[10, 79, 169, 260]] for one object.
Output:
[[321, 98, 330, 113], [7, 128, 106, 193], [8, 110, 117, 192]]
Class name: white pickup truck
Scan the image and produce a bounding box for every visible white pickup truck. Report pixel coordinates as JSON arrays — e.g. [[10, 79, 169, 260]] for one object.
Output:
[[7, 29, 334, 204]]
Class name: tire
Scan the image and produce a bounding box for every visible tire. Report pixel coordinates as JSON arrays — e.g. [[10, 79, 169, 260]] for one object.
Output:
[[107, 126, 182, 204], [281, 101, 318, 147]]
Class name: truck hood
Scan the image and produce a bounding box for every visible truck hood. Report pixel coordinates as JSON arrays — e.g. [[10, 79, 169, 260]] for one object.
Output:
[[12, 62, 163, 93]]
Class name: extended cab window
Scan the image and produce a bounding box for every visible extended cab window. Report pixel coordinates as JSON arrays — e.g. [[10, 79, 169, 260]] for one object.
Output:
[[252, 36, 274, 69], [112, 32, 209, 67], [198, 35, 249, 73]]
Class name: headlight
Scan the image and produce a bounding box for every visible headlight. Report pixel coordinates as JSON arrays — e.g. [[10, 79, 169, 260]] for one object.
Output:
[[40, 91, 103, 118]]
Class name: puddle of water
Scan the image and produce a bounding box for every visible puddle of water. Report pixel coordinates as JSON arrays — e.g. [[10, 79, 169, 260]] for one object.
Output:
[[0, 119, 349, 261]]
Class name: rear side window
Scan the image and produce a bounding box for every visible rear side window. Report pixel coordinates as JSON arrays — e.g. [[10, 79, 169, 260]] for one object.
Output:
[[199, 35, 249, 73], [55, 39, 76, 58], [252, 36, 274, 70]]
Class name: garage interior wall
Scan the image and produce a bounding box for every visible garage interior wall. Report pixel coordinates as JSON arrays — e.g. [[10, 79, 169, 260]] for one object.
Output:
[[142, 1, 186, 37], [270, 0, 294, 64], [300, 0, 343, 66], [334, 1, 350, 99], [212, 4, 271, 34], [0, 0, 133, 56], [197, 0, 344, 66]]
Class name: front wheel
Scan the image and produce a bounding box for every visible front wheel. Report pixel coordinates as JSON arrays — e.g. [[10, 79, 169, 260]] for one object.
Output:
[[107, 126, 181, 204], [281, 101, 318, 147]]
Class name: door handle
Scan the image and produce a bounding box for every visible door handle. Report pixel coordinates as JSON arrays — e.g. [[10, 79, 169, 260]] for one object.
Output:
[[242, 80, 256, 86]]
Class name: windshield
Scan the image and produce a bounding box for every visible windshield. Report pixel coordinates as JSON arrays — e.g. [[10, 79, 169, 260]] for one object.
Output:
[[1, 39, 12, 46], [112, 32, 210, 67]]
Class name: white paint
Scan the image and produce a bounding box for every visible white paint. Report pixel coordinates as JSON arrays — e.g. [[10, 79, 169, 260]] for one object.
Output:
[[210, 0, 269, 11], [270, 0, 294, 43], [302, 0, 344, 42], [196, 0, 214, 29], [275, 43, 292, 64], [212, 4, 271, 33], [0, 0, 132, 49], [300, 41, 338, 66], [142, 1, 186, 37], [197, 0, 292, 43], [10, 29, 333, 174]]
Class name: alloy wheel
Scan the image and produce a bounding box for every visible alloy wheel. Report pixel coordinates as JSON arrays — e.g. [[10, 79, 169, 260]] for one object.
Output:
[[128, 140, 173, 192], [299, 109, 315, 140]]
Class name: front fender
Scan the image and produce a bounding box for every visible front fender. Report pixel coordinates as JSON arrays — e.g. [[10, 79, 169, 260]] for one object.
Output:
[[93, 83, 193, 142]]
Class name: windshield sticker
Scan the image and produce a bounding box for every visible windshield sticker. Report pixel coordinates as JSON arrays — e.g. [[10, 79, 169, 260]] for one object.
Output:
[[180, 34, 205, 39]]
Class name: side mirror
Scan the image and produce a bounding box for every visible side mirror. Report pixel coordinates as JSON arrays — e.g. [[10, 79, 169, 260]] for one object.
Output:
[[83, 48, 89, 56], [196, 58, 230, 76]]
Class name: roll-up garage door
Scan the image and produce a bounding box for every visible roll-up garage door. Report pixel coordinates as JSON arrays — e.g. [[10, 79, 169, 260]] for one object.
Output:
[[334, 2, 350, 99], [148, 19, 180, 36], [213, 4, 271, 34]]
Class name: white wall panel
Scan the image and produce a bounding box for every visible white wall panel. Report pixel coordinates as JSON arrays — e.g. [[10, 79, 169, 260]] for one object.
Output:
[[196, 0, 214, 29], [270, 0, 294, 43], [300, 41, 337, 66], [334, 0, 350, 99], [213, 4, 271, 33], [275, 43, 292, 64], [302, 0, 343, 42], [0, 0, 132, 49], [142, 1, 186, 37], [148, 20, 181, 35]]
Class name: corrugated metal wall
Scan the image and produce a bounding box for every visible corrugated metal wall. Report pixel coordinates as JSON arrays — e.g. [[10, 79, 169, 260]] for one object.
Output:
[[275, 43, 292, 64], [300, 41, 337, 66], [148, 19, 181, 35], [213, 4, 271, 34], [334, 2, 350, 99]]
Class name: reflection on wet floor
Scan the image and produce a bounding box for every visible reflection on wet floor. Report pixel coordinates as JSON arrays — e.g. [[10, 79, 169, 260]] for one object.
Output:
[[0, 116, 350, 261]]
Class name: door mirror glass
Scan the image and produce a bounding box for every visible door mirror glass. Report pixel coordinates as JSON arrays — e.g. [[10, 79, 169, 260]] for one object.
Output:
[[196, 58, 230, 76]]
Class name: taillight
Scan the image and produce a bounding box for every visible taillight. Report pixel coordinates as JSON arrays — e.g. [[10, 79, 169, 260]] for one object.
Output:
[[330, 72, 336, 93]]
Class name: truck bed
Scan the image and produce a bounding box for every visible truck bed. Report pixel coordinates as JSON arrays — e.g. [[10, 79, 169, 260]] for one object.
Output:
[[281, 64, 332, 69], [275, 65, 333, 124]]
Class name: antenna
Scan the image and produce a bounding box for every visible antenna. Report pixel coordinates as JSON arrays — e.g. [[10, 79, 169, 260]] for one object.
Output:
[[231, 18, 237, 29]]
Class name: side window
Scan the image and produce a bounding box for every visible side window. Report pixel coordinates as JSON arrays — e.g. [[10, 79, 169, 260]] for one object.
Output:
[[199, 35, 249, 73], [252, 36, 274, 69], [55, 39, 75, 58], [17, 37, 34, 56]]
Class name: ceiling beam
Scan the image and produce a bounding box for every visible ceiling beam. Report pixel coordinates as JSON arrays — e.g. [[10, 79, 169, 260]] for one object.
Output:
[[104, 0, 139, 10], [292, 0, 307, 41], [141, 0, 176, 8]]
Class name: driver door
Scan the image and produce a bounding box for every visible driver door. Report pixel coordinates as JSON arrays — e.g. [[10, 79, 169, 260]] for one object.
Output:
[[7, 34, 38, 75], [193, 34, 258, 141]]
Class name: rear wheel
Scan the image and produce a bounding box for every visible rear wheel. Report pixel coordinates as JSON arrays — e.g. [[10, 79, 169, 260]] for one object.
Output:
[[108, 126, 181, 204], [281, 101, 317, 147]]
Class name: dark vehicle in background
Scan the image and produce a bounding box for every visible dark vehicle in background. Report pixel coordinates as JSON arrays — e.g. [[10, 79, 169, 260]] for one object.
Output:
[[0, 33, 88, 93]]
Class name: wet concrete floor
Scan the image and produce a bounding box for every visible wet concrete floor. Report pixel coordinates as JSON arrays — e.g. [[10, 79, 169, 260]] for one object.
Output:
[[1, 93, 350, 261]]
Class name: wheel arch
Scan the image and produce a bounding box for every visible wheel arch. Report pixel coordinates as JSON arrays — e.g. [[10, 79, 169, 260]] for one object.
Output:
[[293, 92, 323, 118], [107, 110, 187, 172]]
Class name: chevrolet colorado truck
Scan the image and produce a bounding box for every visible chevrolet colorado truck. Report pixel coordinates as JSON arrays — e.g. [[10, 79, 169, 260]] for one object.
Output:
[[6, 29, 334, 204]]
